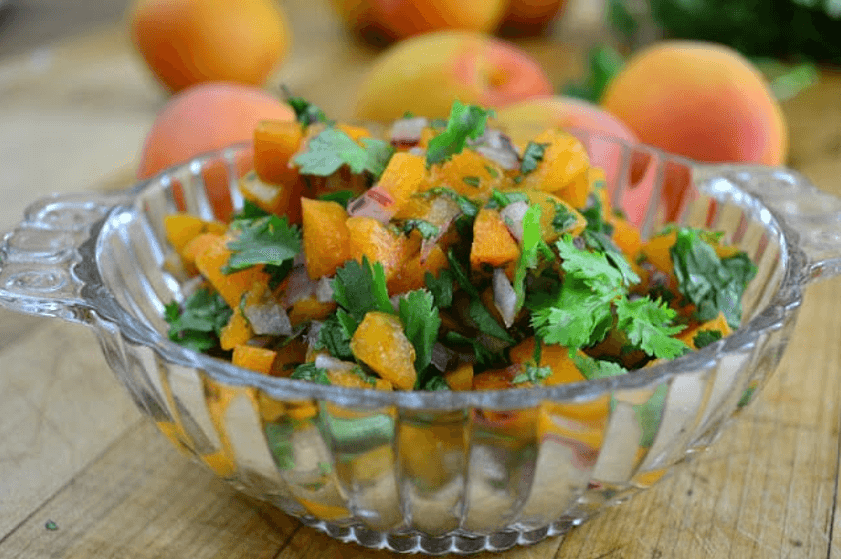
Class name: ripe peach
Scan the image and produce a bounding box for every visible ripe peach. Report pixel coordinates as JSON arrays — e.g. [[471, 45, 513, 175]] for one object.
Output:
[[137, 82, 295, 220], [330, 0, 507, 45], [353, 31, 553, 122], [601, 41, 788, 166], [130, 0, 292, 93], [497, 0, 567, 37]]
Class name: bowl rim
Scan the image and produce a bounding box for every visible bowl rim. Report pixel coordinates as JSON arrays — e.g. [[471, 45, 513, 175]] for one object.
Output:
[[87, 133, 805, 410]]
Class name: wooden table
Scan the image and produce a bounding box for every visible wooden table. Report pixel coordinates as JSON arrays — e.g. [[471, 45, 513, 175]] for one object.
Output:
[[2, 1, 841, 557]]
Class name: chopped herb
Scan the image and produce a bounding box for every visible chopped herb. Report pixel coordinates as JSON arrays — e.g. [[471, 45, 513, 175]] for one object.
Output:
[[231, 199, 270, 222], [694, 329, 723, 349], [446, 248, 478, 298], [402, 219, 440, 240], [614, 296, 689, 360], [223, 215, 301, 273], [513, 204, 553, 311], [332, 257, 394, 325], [318, 190, 356, 208], [398, 289, 441, 377], [462, 175, 481, 188], [290, 362, 331, 385], [426, 101, 494, 166], [484, 165, 500, 178], [421, 187, 479, 217], [45, 520, 58, 531], [512, 363, 553, 385], [551, 201, 579, 232], [469, 298, 514, 343], [520, 141, 549, 174], [429, 118, 448, 128], [283, 90, 330, 125], [293, 127, 395, 179], [422, 376, 451, 391], [634, 383, 668, 447], [486, 189, 529, 209], [571, 352, 628, 380], [444, 331, 499, 366], [402, 110, 415, 118], [165, 288, 232, 352], [425, 269, 454, 309], [265, 422, 296, 470], [314, 314, 354, 360]]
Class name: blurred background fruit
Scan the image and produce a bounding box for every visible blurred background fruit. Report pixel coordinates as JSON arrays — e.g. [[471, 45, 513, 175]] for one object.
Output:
[[329, 0, 507, 46], [497, 0, 568, 37], [600, 40, 787, 166], [130, 0, 292, 93], [137, 81, 294, 179], [352, 30, 553, 121]]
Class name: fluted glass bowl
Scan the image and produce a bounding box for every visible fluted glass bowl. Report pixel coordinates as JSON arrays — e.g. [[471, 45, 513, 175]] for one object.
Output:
[[2, 130, 841, 555]]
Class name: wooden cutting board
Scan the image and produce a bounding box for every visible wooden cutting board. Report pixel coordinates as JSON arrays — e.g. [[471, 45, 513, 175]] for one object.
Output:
[[2, 2, 841, 557]]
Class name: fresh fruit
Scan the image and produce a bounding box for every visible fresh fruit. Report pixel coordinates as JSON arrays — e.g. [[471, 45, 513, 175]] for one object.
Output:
[[497, 0, 567, 37], [352, 31, 553, 122], [601, 41, 787, 166], [330, 0, 506, 45], [130, 0, 292, 92], [137, 82, 295, 180]]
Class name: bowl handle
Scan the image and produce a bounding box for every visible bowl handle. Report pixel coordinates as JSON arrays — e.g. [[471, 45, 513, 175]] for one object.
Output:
[[697, 164, 841, 284], [0, 192, 128, 324]]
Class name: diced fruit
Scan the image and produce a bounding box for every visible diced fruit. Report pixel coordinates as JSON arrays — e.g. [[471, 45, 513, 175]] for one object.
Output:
[[517, 129, 590, 208], [301, 198, 352, 279], [232, 345, 277, 374], [346, 216, 408, 283], [327, 369, 394, 390], [388, 244, 449, 295], [254, 120, 304, 185], [677, 312, 731, 349], [444, 362, 473, 390], [220, 306, 253, 350], [288, 295, 337, 326], [164, 213, 226, 255], [470, 208, 520, 270], [193, 234, 270, 308], [425, 149, 507, 198], [350, 312, 417, 390], [239, 171, 304, 223], [376, 152, 428, 214]]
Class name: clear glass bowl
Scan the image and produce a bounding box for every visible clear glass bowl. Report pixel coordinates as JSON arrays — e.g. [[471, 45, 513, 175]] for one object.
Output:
[[2, 131, 841, 555]]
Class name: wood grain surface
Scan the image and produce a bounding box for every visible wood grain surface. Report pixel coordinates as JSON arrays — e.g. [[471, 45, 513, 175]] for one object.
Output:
[[2, 1, 841, 557]]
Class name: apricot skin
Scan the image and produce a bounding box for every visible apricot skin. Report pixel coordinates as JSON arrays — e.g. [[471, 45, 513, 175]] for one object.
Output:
[[601, 41, 787, 166]]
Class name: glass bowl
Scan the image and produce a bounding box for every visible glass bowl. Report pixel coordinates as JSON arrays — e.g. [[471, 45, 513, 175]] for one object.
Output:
[[2, 130, 840, 555]]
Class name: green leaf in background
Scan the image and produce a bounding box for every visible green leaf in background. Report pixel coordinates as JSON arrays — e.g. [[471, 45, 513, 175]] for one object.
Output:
[[608, 0, 639, 43], [563, 45, 626, 104], [753, 59, 821, 101]]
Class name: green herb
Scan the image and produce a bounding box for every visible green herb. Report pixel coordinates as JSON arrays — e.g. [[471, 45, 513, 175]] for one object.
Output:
[[694, 329, 723, 349], [484, 165, 500, 178], [265, 422, 296, 470], [398, 289, 441, 376], [669, 228, 757, 329], [520, 142, 549, 174], [446, 248, 478, 298], [486, 189, 529, 209], [402, 110, 415, 118], [422, 375, 450, 391], [332, 257, 394, 326], [293, 127, 395, 179], [231, 199, 270, 222], [444, 331, 499, 366], [290, 362, 331, 385], [737, 385, 757, 408], [608, 0, 639, 43], [571, 352, 628, 380], [402, 219, 440, 240], [318, 190, 356, 208], [563, 45, 626, 103], [314, 315, 354, 360], [513, 204, 553, 311], [462, 175, 481, 188], [44, 520, 58, 531], [284, 91, 330, 125], [223, 215, 301, 274], [512, 364, 553, 385], [469, 298, 514, 343], [424, 269, 454, 309], [164, 288, 232, 352], [614, 297, 689, 360], [426, 101, 494, 166], [634, 384, 668, 447], [421, 187, 479, 217], [551, 201, 579, 233]]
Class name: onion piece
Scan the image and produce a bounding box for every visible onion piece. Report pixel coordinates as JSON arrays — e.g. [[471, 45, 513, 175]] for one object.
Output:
[[347, 185, 397, 224], [430, 342, 457, 372], [305, 321, 324, 349], [279, 265, 316, 307], [492, 268, 519, 328], [314, 354, 356, 371], [390, 117, 428, 145], [390, 295, 402, 312], [470, 129, 520, 170], [243, 302, 293, 336], [500, 200, 529, 243], [316, 276, 334, 303], [419, 196, 461, 261]]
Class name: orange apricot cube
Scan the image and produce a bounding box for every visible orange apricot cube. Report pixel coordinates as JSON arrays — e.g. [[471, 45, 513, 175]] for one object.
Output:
[[350, 312, 417, 390]]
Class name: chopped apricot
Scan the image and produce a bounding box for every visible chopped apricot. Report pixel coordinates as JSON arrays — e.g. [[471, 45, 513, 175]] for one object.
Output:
[[444, 362, 473, 391], [193, 234, 270, 308], [288, 295, 337, 326], [164, 213, 226, 255], [375, 152, 427, 214], [253, 120, 304, 186], [425, 149, 506, 198], [346, 216, 408, 283], [518, 129, 590, 208], [350, 312, 417, 390], [220, 306, 253, 350], [301, 198, 351, 279], [327, 369, 394, 390], [232, 345, 277, 375], [470, 208, 520, 270]]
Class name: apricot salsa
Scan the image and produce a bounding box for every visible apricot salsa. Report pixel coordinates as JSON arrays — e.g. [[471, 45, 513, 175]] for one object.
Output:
[[162, 100, 756, 392]]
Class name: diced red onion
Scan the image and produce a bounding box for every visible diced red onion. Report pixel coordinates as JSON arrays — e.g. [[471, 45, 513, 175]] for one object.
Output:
[[347, 186, 396, 224], [408, 147, 424, 157], [390, 117, 428, 145], [420, 196, 461, 261], [390, 295, 402, 312], [471, 130, 520, 170], [280, 265, 316, 307], [492, 268, 518, 328], [314, 354, 356, 371], [315, 276, 334, 303], [500, 200, 529, 243], [431, 342, 456, 372], [244, 302, 293, 336], [305, 321, 323, 348]]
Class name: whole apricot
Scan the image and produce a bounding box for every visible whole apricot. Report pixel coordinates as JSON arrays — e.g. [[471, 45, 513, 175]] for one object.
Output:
[[137, 82, 295, 179], [353, 31, 552, 122], [330, 0, 506, 45], [601, 41, 787, 165], [130, 0, 292, 93]]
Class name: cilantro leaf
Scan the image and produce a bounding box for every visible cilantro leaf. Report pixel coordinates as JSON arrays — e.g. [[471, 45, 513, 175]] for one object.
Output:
[[165, 288, 232, 352], [318, 190, 356, 208], [422, 376, 450, 391], [582, 192, 614, 237], [551, 201, 579, 233], [223, 215, 301, 273], [469, 298, 514, 343], [426, 101, 494, 166], [422, 188, 480, 217], [615, 296, 689, 360], [486, 189, 529, 210], [462, 176, 481, 188], [425, 269, 454, 309], [401, 219, 440, 240], [284, 92, 330, 125], [231, 199, 270, 222], [531, 275, 617, 348], [293, 127, 395, 178], [444, 331, 499, 366], [332, 257, 393, 324], [513, 204, 553, 310], [571, 352, 628, 380], [670, 228, 757, 329], [694, 329, 723, 349], [512, 364, 553, 385], [314, 314, 354, 360], [446, 248, 478, 298], [520, 141, 549, 174], [398, 289, 441, 375], [290, 362, 331, 385]]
